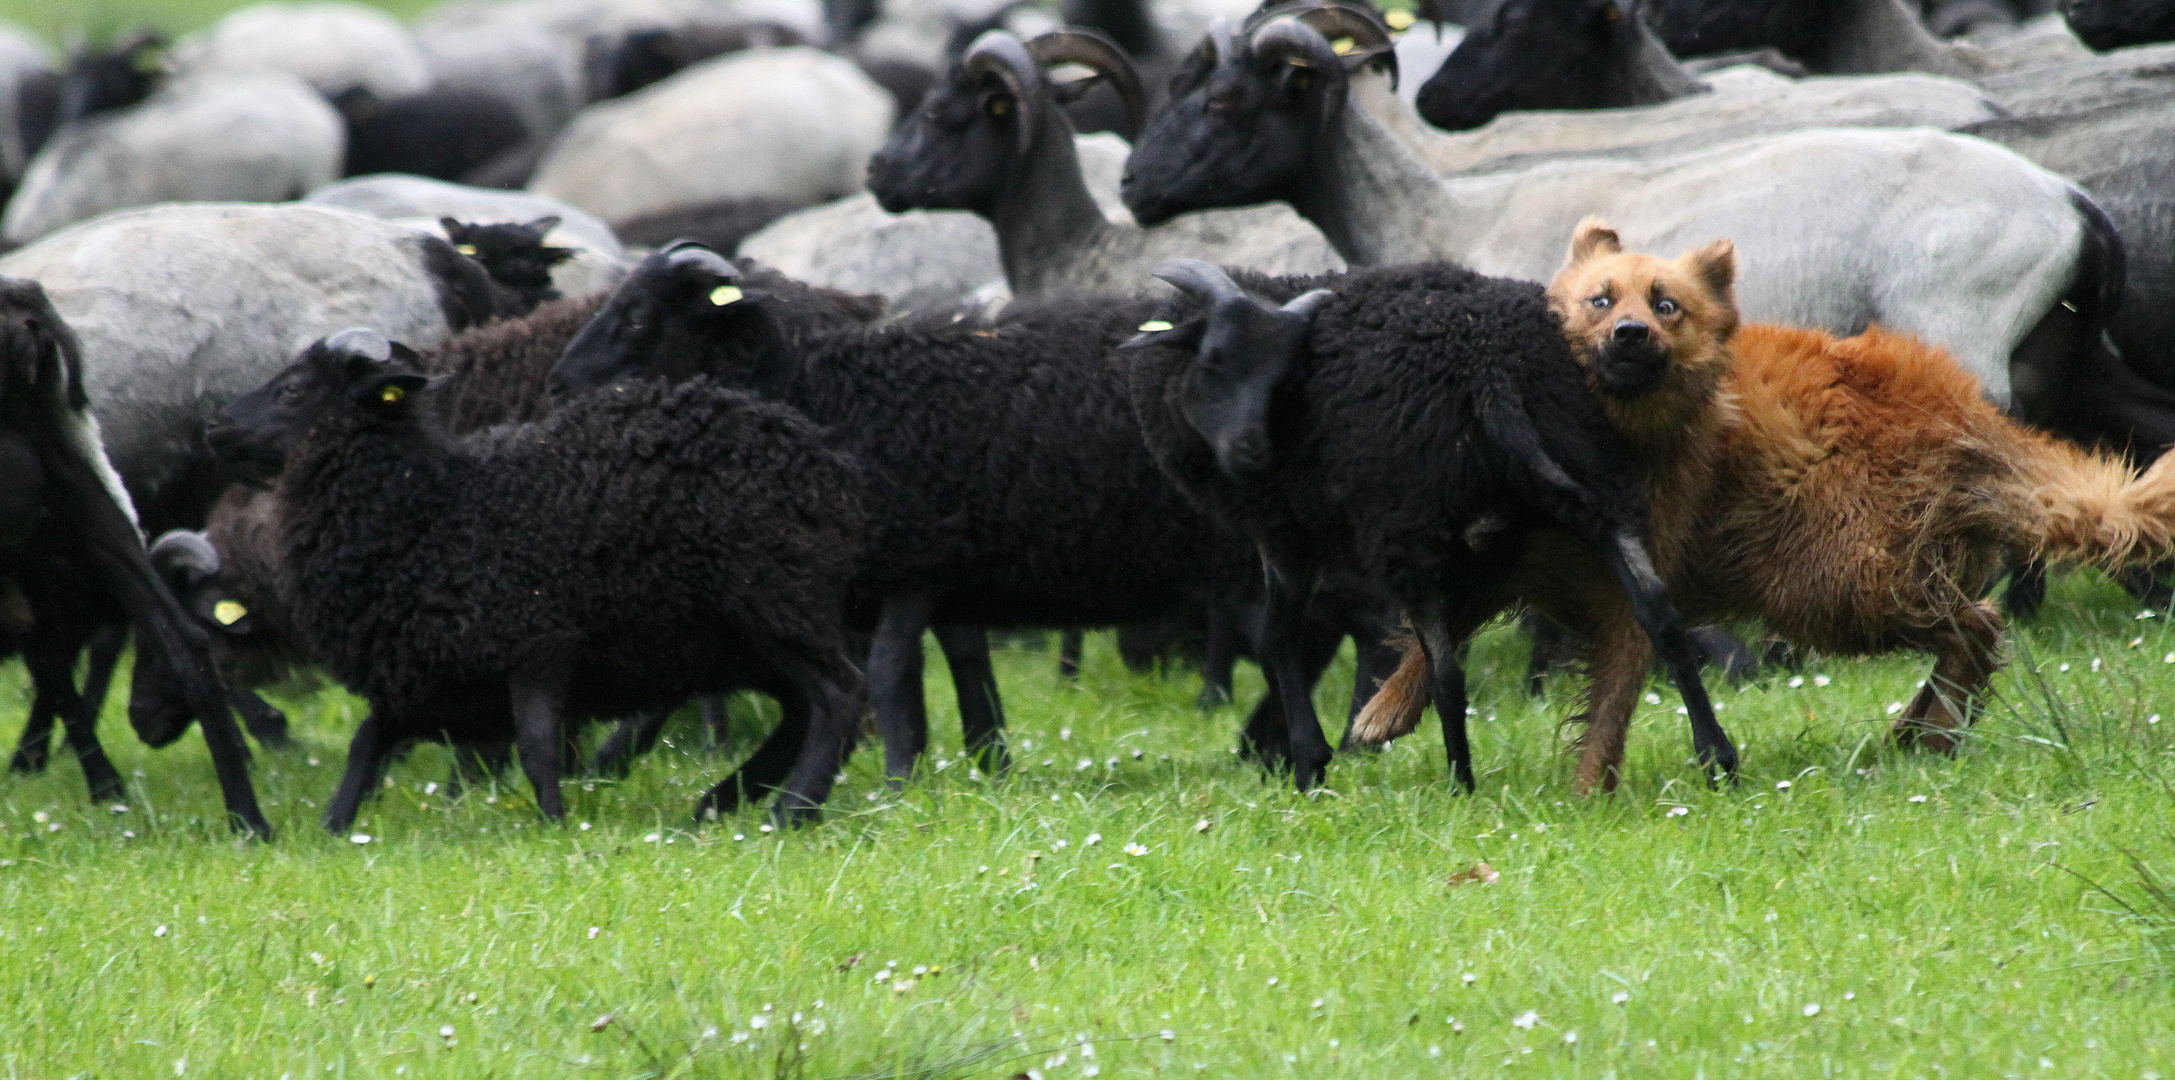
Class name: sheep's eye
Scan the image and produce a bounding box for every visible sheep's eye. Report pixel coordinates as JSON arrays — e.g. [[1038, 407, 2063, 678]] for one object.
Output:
[[1286, 68, 1315, 93], [1655, 298, 1679, 316], [986, 94, 1013, 117], [1588, 294, 1610, 309]]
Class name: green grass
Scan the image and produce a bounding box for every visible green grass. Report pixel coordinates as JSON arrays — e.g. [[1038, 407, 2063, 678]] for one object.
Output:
[[0, 0, 432, 48], [4, 572, 2175, 1078]]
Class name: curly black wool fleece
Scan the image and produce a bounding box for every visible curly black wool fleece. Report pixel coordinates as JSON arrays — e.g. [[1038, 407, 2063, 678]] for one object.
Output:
[[667, 291, 1263, 627], [1127, 261, 1649, 608], [426, 264, 883, 433], [275, 375, 866, 750]]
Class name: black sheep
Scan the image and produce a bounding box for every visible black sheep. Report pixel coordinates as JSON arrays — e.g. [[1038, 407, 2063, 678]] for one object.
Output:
[[552, 244, 1369, 788], [0, 276, 271, 835], [334, 85, 532, 183], [1123, 260, 1734, 791], [208, 329, 869, 830], [131, 260, 886, 794]]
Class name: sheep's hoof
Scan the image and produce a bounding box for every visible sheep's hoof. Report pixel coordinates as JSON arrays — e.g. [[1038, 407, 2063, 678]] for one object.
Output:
[[7, 748, 49, 775]]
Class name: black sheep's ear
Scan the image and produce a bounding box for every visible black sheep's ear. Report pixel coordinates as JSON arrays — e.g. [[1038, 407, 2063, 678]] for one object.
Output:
[[526, 215, 562, 235], [357, 372, 429, 407], [1121, 316, 1207, 352], [193, 585, 254, 637]]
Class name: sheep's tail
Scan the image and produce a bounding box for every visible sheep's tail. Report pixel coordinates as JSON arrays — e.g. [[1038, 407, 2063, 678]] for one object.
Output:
[[2019, 439, 2175, 570], [1347, 639, 1431, 747]]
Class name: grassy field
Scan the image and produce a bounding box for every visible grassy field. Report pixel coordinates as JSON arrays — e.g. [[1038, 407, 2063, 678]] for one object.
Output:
[[3, 571, 2172, 1078]]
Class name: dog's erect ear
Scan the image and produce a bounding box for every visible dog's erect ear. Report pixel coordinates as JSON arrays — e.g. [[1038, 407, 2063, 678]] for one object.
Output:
[[1683, 238, 1736, 302], [1564, 216, 1622, 271]]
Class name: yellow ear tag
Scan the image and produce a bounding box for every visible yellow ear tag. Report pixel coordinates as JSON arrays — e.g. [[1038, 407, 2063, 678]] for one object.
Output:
[[212, 600, 248, 626], [1330, 36, 1356, 54], [1385, 9, 1415, 29], [380, 384, 405, 403], [455, 243, 478, 256], [710, 285, 744, 306], [1138, 319, 1173, 332]]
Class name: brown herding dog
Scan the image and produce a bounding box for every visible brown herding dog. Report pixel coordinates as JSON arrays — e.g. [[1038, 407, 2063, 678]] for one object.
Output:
[[1352, 216, 2175, 789]]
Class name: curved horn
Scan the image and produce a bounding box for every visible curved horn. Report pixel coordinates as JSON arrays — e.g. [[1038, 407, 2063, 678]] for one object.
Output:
[[1286, 2, 1398, 88], [324, 327, 393, 362], [1152, 259, 1249, 308], [1027, 29, 1146, 141], [149, 530, 221, 576], [662, 241, 739, 279], [961, 30, 1042, 158]]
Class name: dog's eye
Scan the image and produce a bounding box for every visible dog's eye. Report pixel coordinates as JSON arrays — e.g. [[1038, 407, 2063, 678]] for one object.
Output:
[[1588, 295, 1610, 309], [1655, 298, 1680, 316]]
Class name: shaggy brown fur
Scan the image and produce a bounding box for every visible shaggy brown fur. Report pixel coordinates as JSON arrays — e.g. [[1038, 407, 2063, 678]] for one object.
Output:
[[1356, 217, 2175, 780]]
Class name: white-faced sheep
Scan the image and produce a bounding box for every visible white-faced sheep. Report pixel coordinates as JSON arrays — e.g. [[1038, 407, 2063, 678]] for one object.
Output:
[[207, 328, 869, 830], [1122, 258, 1733, 793]]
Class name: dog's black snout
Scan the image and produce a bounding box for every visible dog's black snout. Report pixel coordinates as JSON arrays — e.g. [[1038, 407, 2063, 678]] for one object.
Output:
[[1612, 320, 1650, 344]]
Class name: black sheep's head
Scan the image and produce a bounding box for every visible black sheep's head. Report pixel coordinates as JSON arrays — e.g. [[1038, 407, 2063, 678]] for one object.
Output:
[[1121, 3, 1394, 226], [2062, 0, 2175, 50], [1123, 259, 1332, 479], [442, 216, 575, 298], [149, 530, 254, 639], [56, 29, 166, 127], [866, 29, 1143, 216], [208, 329, 428, 469], [1415, 0, 1641, 130], [551, 242, 782, 399]]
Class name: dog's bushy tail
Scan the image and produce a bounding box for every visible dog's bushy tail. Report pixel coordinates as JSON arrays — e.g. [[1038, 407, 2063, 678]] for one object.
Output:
[[2019, 438, 2175, 570], [1348, 641, 1431, 747]]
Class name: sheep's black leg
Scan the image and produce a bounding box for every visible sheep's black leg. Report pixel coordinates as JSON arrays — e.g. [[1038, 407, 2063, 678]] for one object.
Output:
[[1408, 604, 1493, 792], [22, 637, 124, 802], [591, 708, 670, 778], [1198, 605, 1239, 710], [1056, 629, 1084, 680], [233, 690, 292, 749], [1259, 568, 1332, 791], [2002, 558, 2048, 619], [698, 692, 808, 818], [868, 591, 936, 786], [508, 670, 570, 822], [6, 687, 56, 775], [322, 715, 395, 833], [75, 622, 126, 729], [1600, 530, 1735, 782], [1523, 612, 1573, 696], [766, 649, 864, 826], [2115, 564, 2175, 609], [933, 623, 1007, 773], [1341, 605, 1402, 726]]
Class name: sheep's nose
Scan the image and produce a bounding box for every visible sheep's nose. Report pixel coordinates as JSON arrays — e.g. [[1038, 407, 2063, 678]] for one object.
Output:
[[1612, 320, 1650, 344]]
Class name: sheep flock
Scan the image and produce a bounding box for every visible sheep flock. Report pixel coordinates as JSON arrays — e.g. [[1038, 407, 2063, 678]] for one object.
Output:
[[5, 0, 2175, 846]]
